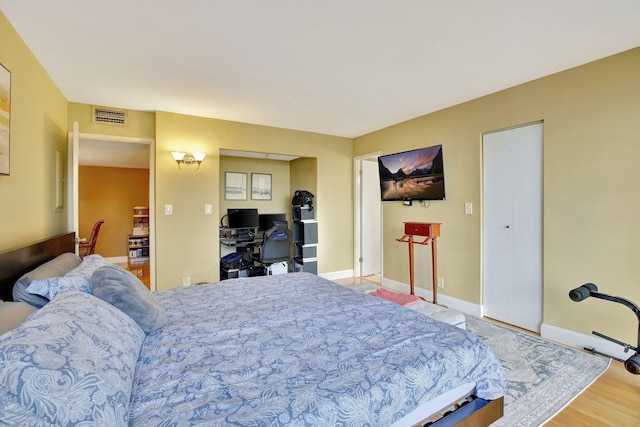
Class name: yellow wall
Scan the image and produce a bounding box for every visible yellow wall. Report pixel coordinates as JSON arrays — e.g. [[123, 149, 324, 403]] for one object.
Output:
[[0, 12, 69, 250], [154, 111, 352, 290], [219, 155, 291, 219], [290, 157, 318, 204], [354, 47, 640, 345], [68, 105, 348, 289], [79, 166, 149, 257]]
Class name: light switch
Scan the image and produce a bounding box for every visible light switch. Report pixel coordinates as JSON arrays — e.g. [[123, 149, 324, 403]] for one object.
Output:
[[164, 204, 173, 215], [205, 204, 213, 215], [465, 202, 473, 215]]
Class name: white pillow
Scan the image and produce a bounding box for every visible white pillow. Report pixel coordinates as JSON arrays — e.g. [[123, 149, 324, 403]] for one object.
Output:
[[26, 276, 92, 300]]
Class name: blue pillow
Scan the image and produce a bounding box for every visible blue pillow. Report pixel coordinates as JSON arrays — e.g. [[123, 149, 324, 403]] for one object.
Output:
[[12, 252, 81, 308], [0, 287, 145, 426], [90, 265, 167, 334], [26, 276, 92, 300]]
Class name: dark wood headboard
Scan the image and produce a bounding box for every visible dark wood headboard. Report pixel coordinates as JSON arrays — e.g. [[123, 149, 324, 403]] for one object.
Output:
[[0, 232, 76, 302]]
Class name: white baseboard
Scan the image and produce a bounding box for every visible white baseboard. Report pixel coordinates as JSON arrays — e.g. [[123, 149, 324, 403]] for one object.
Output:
[[320, 269, 354, 280], [541, 323, 631, 361], [380, 277, 632, 361], [106, 256, 128, 264], [381, 278, 483, 317]]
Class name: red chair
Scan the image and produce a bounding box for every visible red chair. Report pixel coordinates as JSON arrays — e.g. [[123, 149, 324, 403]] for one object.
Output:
[[79, 220, 104, 258]]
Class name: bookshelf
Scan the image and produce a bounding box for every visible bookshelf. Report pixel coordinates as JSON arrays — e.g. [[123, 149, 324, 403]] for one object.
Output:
[[132, 206, 149, 236], [128, 235, 149, 264], [129, 206, 149, 264]]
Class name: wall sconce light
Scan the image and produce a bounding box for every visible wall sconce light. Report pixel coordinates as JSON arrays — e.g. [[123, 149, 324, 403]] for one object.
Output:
[[171, 151, 206, 170]]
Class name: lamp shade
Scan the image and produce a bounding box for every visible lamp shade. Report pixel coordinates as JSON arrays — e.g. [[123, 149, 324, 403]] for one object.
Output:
[[171, 151, 186, 161]]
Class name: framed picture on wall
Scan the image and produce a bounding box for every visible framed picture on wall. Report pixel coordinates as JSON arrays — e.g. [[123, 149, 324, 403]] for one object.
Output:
[[0, 63, 11, 176], [225, 172, 247, 200], [251, 173, 272, 200]]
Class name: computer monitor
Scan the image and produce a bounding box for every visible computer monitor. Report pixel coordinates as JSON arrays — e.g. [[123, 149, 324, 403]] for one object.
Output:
[[258, 213, 287, 231], [227, 208, 259, 229]]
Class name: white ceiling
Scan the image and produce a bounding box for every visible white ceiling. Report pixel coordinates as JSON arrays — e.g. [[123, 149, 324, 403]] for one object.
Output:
[[79, 138, 150, 169], [1, 1, 639, 139]]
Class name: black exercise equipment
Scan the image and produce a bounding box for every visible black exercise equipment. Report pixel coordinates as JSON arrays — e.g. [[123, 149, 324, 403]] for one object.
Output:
[[569, 283, 640, 374]]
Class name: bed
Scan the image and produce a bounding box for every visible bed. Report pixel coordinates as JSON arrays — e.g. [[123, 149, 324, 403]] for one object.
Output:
[[0, 233, 506, 426]]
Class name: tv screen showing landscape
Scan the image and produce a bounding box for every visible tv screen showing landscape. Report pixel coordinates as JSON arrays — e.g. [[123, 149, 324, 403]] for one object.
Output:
[[378, 144, 446, 201]]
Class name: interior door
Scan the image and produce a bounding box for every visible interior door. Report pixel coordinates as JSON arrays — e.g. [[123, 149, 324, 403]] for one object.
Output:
[[69, 131, 156, 289], [68, 122, 80, 253], [361, 159, 381, 277], [483, 122, 543, 332]]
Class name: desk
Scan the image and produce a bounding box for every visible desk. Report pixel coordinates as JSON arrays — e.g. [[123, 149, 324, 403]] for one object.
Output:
[[219, 234, 264, 279], [220, 236, 259, 248], [220, 236, 260, 263], [220, 226, 291, 279]]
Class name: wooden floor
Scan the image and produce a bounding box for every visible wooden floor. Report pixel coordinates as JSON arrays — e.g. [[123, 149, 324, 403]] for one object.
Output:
[[337, 275, 640, 426], [546, 361, 640, 426], [117, 262, 151, 289]]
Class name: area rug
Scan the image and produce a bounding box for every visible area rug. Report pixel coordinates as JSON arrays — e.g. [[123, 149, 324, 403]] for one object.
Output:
[[465, 316, 610, 426]]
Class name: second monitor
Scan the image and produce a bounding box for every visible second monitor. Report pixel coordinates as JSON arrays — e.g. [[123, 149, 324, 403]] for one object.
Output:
[[258, 213, 287, 231]]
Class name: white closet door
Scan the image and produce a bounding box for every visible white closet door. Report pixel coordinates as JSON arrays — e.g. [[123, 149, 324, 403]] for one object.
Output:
[[361, 159, 381, 277], [483, 123, 543, 332]]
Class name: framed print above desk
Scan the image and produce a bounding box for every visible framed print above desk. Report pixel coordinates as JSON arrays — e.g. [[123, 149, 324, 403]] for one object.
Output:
[[225, 172, 247, 200], [251, 173, 272, 200]]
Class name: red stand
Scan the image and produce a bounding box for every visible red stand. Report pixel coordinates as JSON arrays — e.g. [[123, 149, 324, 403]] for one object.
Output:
[[396, 222, 441, 304]]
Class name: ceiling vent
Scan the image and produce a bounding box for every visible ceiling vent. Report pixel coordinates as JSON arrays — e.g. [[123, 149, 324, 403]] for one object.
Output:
[[92, 107, 127, 125]]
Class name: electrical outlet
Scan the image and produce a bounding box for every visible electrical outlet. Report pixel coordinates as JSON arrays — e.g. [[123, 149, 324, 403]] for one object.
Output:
[[182, 276, 190, 286], [437, 276, 444, 288], [204, 204, 213, 215]]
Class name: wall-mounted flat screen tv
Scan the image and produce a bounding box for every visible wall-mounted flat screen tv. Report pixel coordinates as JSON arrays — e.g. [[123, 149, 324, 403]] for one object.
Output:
[[378, 144, 446, 201]]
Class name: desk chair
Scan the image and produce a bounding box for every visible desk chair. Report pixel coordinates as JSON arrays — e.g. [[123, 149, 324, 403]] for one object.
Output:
[[79, 220, 104, 259], [254, 221, 291, 275]]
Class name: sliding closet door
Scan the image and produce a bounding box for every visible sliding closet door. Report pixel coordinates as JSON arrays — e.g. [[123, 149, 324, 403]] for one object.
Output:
[[483, 122, 543, 332]]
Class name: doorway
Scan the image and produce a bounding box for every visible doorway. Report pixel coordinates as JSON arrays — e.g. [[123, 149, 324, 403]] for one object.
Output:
[[354, 152, 382, 281], [68, 127, 156, 289], [482, 122, 543, 332]]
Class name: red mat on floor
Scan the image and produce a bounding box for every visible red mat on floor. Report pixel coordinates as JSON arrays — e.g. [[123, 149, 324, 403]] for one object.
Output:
[[369, 287, 420, 307]]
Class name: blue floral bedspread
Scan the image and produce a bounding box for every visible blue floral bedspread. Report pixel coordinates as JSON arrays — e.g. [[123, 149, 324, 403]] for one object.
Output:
[[128, 273, 505, 426]]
